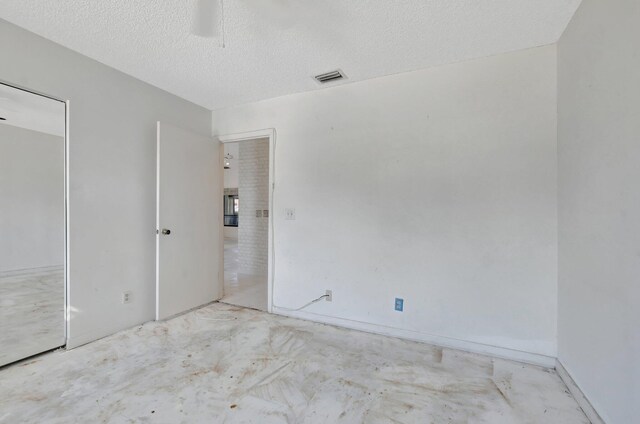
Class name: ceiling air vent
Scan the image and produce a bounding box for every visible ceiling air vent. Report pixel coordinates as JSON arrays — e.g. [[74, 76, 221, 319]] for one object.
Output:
[[314, 69, 346, 84]]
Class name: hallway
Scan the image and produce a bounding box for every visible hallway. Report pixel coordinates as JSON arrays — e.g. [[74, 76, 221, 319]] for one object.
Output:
[[221, 238, 267, 311]]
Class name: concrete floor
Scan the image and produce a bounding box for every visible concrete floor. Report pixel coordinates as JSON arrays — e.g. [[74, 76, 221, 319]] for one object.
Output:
[[0, 267, 65, 367], [0, 302, 588, 424], [222, 237, 268, 311]]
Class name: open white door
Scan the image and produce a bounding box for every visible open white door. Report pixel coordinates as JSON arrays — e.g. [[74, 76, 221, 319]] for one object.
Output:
[[156, 122, 222, 320]]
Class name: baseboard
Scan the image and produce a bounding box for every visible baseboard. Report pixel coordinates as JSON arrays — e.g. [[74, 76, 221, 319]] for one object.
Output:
[[66, 324, 121, 350], [556, 359, 606, 424], [273, 307, 556, 368], [66, 318, 146, 350]]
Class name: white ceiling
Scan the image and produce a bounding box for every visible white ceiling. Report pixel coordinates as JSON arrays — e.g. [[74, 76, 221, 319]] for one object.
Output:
[[0, 83, 65, 137], [0, 1, 581, 111]]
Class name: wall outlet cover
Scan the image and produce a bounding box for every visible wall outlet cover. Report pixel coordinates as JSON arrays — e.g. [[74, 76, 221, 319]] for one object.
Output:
[[325, 290, 332, 302], [122, 291, 132, 304], [285, 208, 296, 220]]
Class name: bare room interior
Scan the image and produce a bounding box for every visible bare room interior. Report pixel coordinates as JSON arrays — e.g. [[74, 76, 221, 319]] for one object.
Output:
[[0, 1, 637, 423]]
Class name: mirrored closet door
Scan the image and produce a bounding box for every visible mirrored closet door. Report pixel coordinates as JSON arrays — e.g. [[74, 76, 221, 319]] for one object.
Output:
[[0, 82, 66, 366]]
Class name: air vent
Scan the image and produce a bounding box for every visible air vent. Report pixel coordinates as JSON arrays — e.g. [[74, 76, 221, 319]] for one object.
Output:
[[314, 70, 346, 84]]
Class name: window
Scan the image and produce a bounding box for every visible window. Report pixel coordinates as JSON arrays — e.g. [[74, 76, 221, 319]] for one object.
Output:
[[224, 194, 239, 227]]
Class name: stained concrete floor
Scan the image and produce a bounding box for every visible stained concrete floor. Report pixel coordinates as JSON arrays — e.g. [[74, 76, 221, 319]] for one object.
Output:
[[0, 267, 65, 367], [0, 303, 588, 424], [222, 238, 268, 311]]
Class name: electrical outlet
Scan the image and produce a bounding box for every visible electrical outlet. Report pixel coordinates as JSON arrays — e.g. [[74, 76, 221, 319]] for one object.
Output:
[[325, 290, 332, 302], [285, 208, 296, 220], [394, 298, 404, 312], [122, 291, 132, 304]]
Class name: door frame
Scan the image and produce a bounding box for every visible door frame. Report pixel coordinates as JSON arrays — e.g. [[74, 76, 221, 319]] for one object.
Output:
[[0, 80, 69, 350], [218, 128, 276, 313]]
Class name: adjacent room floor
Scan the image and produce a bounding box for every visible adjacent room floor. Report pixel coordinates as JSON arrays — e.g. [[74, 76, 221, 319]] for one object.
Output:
[[0, 303, 588, 424], [222, 237, 267, 311]]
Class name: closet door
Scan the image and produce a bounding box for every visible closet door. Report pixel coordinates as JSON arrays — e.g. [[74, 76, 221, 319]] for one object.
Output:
[[0, 83, 66, 366]]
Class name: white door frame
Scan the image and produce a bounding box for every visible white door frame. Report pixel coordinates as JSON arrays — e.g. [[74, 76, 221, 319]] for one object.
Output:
[[218, 128, 275, 313]]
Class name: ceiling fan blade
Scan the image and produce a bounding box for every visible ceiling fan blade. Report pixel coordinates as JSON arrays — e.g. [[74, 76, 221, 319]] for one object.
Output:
[[192, 0, 220, 38]]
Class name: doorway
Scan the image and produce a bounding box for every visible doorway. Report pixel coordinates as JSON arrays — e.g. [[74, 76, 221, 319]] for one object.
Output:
[[220, 136, 271, 311], [0, 82, 66, 366]]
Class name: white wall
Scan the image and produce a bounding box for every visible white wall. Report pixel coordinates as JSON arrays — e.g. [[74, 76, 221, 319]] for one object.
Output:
[[0, 124, 64, 272], [0, 19, 211, 348], [223, 142, 239, 189], [558, 0, 640, 422], [238, 139, 269, 275], [213, 45, 559, 362], [223, 226, 238, 240]]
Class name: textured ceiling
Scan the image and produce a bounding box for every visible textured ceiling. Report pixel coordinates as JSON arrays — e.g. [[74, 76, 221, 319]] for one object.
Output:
[[0, 1, 581, 110]]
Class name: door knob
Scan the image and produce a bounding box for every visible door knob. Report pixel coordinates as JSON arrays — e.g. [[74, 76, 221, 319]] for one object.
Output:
[[161, 228, 171, 235]]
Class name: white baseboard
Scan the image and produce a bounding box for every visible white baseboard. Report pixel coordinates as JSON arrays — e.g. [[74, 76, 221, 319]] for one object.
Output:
[[273, 307, 556, 368], [66, 319, 138, 350], [555, 359, 605, 424]]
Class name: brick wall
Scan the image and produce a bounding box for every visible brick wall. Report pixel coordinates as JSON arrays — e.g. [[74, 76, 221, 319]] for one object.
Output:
[[238, 138, 269, 275]]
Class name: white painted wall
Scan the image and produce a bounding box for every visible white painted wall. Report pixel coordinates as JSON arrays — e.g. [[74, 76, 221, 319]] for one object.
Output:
[[238, 139, 269, 275], [223, 226, 238, 240], [213, 45, 559, 361], [0, 19, 211, 348], [0, 124, 64, 272], [558, 1, 640, 422], [223, 142, 239, 189]]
